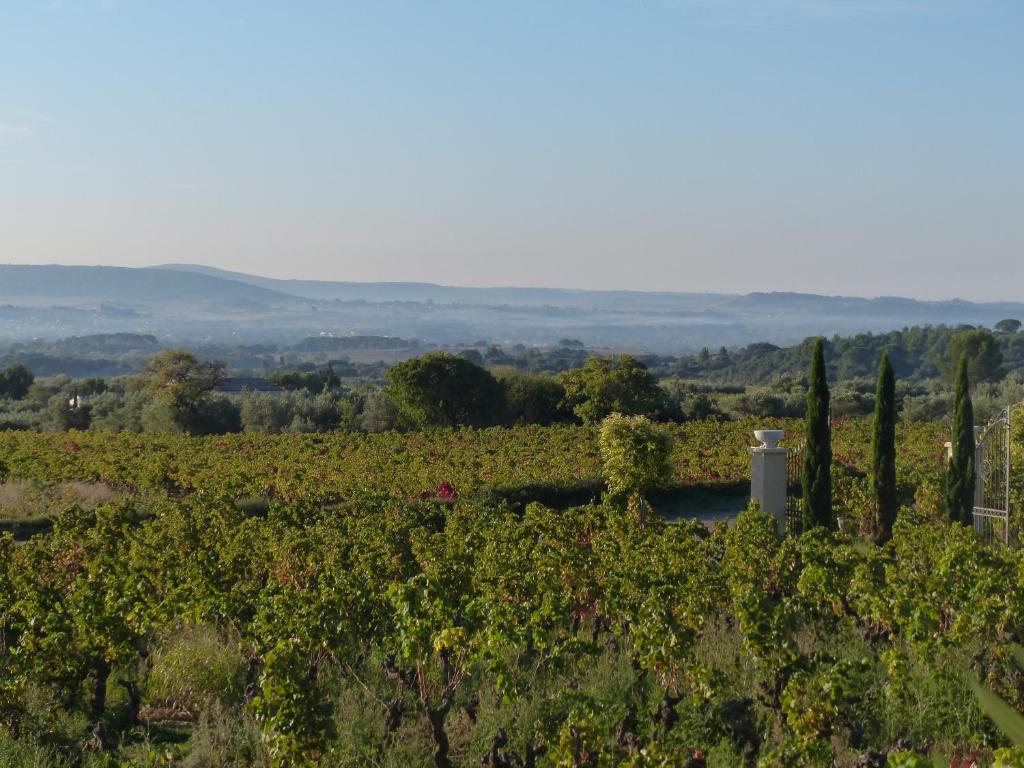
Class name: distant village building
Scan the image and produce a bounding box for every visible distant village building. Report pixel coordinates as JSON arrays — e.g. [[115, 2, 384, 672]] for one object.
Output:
[[215, 377, 282, 395]]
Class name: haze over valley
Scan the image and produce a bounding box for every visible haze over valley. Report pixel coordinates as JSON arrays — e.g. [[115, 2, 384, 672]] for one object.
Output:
[[2, 264, 1022, 362]]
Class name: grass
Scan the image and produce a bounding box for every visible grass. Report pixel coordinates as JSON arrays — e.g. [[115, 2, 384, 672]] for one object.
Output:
[[144, 625, 248, 716], [0, 480, 118, 539]]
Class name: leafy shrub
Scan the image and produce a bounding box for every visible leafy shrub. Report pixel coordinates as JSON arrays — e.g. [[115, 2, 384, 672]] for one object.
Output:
[[724, 390, 804, 419], [901, 392, 951, 422], [599, 413, 673, 501]]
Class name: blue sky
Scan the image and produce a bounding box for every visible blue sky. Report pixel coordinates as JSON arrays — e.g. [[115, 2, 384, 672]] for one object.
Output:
[[1, 0, 1021, 299]]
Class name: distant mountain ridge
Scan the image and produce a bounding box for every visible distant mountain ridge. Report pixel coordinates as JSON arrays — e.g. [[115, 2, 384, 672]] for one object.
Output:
[[0, 264, 298, 306], [155, 263, 729, 308], [155, 264, 1024, 316], [0, 263, 1022, 352]]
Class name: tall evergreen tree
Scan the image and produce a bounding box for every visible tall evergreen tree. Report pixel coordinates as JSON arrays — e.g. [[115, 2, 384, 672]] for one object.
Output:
[[946, 356, 976, 525], [802, 338, 832, 529], [872, 352, 897, 543]]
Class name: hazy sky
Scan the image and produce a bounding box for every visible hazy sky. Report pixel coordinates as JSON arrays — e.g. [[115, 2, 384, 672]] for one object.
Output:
[[1, 0, 1021, 300]]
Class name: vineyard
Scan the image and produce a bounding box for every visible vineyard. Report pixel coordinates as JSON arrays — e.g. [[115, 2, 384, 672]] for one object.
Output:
[[0, 418, 950, 507], [1, 417, 1024, 767]]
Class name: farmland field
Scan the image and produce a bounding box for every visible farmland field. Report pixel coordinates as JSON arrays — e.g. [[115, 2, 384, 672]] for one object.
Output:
[[0, 418, 949, 504], [5, 416, 1024, 767]]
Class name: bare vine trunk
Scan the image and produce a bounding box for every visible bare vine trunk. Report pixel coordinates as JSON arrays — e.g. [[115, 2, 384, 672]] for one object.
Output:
[[426, 703, 452, 768], [91, 657, 110, 722]]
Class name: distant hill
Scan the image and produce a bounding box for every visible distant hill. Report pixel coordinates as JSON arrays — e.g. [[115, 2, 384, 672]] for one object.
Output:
[[1, 263, 1022, 352], [0, 264, 298, 307], [155, 263, 729, 309], [157, 264, 1024, 322]]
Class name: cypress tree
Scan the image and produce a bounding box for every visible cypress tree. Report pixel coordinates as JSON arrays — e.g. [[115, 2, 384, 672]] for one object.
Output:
[[872, 352, 897, 543], [802, 338, 832, 529], [946, 356, 976, 525]]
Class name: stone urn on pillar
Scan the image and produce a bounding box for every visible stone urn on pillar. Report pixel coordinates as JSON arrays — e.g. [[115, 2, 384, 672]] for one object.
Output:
[[750, 429, 788, 535]]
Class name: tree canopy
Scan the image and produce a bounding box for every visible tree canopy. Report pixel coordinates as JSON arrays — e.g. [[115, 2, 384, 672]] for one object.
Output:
[[940, 329, 1005, 385], [802, 338, 832, 530], [140, 350, 226, 411], [946, 356, 976, 525], [557, 355, 664, 424], [0, 363, 34, 401], [386, 352, 506, 429], [598, 412, 673, 504], [872, 352, 897, 543]]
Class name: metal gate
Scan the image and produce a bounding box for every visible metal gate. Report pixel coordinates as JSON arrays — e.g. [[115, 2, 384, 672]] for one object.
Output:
[[786, 441, 805, 536], [973, 407, 1011, 546]]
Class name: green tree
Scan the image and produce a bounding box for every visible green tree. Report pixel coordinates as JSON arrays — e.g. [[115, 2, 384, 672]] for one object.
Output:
[[0, 363, 34, 400], [557, 355, 665, 424], [872, 352, 897, 543], [940, 328, 1005, 384], [386, 352, 505, 429], [268, 366, 339, 393], [498, 370, 568, 425], [599, 413, 673, 523], [946, 356, 976, 525], [358, 389, 398, 432], [141, 349, 226, 410], [240, 391, 294, 433], [995, 318, 1022, 334], [802, 338, 832, 529], [44, 393, 92, 432]]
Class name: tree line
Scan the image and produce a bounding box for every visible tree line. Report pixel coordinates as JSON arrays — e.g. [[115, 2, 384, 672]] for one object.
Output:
[[1, 320, 1022, 435], [795, 337, 990, 543]]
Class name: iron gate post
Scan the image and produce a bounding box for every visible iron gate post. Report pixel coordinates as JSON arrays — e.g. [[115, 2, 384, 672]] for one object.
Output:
[[974, 425, 985, 510]]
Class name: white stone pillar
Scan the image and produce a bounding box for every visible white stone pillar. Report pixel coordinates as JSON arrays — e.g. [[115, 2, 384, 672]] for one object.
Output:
[[750, 429, 788, 535]]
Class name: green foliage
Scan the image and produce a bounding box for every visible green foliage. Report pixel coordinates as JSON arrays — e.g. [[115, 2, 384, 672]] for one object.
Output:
[[0, 487, 1017, 764], [6, 502, 155, 726], [802, 338, 833, 529], [941, 328, 1006, 384], [946, 356, 976, 525], [0, 415, 1019, 765], [239, 391, 344, 434], [781, 658, 871, 744], [386, 352, 506, 429], [970, 645, 1024, 756], [872, 352, 898, 543], [598, 413, 673, 503], [886, 751, 934, 768], [558, 355, 665, 424], [141, 396, 242, 436], [0, 417, 950, 514], [145, 625, 247, 713], [141, 349, 226, 411], [44, 393, 92, 432], [996, 319, 1023, 334], [0, 363, 35, 400], [249, 637, 335, 767], [497, 370, 569, 425], [267, 366, 339, 394]]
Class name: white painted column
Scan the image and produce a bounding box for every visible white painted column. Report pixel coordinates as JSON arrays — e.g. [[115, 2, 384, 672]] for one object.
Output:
[[750, 429, 788, 536]]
